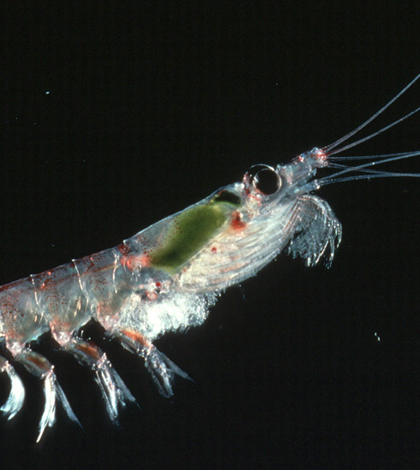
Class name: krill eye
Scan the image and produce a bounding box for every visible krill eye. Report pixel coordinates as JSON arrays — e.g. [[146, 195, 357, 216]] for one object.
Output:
[[245, 164, 281, 196], [253, 168, 281, 195]]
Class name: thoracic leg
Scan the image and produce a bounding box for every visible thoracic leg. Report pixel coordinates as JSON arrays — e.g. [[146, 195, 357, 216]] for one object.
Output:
[[10, 348, 80, 442], [116, 329, 191, 398], [0, 354, 25, 420], [62, 338, 137, 423]]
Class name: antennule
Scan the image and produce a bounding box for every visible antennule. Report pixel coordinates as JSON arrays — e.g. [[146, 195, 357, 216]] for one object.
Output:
[[323, 72, 420, 152]]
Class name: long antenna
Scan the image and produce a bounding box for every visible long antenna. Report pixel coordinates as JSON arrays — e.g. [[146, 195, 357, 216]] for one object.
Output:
[[323, 72, 420, 153], [317, 151, 420, 187], [326, 106, 420, 156]]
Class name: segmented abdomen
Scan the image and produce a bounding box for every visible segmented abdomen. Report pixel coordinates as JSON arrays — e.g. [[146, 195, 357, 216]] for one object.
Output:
[[0, 246, 131, 346]]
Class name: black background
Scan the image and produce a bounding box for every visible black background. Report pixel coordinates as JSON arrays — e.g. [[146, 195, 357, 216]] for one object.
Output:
[[2, 2, 420, 469]]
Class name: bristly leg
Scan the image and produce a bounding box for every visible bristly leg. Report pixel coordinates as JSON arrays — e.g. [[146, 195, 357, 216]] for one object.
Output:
[[64, 338, 137, 423], [144, 347, 192, 398], [116, 329, 192, 398], [12, 348, 80, 442], [0, 355, 25, 420], [38, 369, 81, 442], [287, 195, 342, 267]]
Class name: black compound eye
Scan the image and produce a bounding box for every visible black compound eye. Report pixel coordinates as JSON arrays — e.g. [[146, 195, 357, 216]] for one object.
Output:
[[245, 164, 281, 196], [253, 168, 281, 195]]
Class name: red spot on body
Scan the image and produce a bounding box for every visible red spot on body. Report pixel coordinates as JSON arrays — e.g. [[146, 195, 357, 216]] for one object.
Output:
[[121, 329, 151, 348], [145, 291, 158, 301], [211, 246, 217, 253], [121, 253, 152, 270], [230, 212, 247, 231], [74, 341, 101, 361], [41, 278, 53, 290], [140, 254, 152, 267], [118, 243, 130, 255]]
